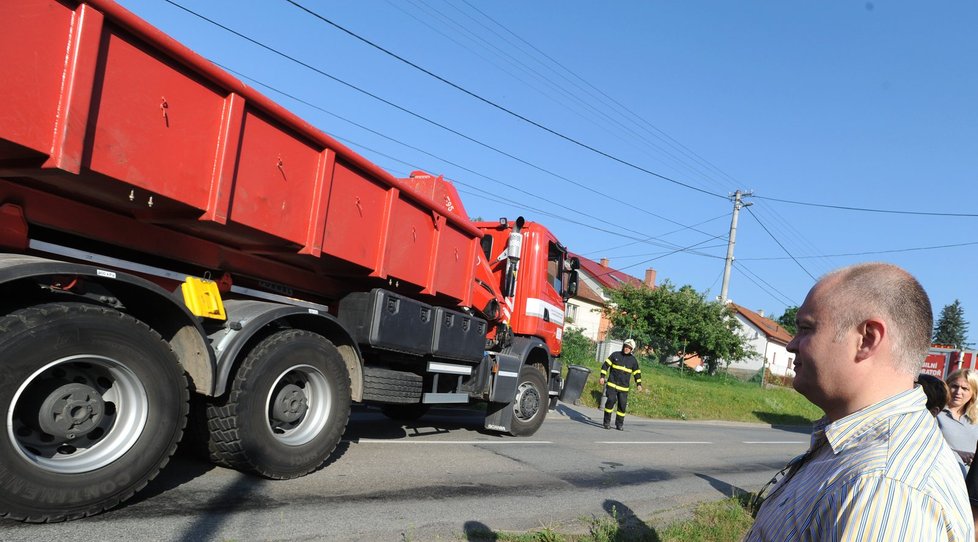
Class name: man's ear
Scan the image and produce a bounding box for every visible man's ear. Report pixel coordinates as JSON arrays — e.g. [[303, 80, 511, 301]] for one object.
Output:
[[855, 318, 885, 361]]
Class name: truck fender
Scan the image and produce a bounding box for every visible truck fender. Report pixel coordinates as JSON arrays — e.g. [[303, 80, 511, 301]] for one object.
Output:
[[0, 254, 214, 394], [500, 336, 552, 379], [212, 299, 364, 401], [484, 336, 552, 432]]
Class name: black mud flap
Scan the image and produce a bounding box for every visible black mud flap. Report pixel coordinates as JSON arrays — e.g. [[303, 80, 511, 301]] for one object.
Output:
[[485, 400, 514, 433], [484, 352, 522, 432]]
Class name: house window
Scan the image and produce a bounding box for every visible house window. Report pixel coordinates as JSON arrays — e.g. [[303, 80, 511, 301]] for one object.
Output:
[[566, 303, 579, 322]]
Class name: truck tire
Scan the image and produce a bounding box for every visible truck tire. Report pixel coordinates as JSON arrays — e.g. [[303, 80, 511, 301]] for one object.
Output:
[[508, 364, 548, 436], [362, 367, 423, 404], [380, 403, 431, 421], [205, 329, 350, 479], [0, 302, 188, 522]]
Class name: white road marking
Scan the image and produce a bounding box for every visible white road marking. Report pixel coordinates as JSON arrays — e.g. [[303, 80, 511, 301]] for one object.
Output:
[[352, 439, 552, 444], [594, 441, 712, 445]]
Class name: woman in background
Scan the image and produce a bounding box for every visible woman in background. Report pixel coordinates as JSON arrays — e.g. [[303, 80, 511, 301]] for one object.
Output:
[[938, 369, 978, 465]]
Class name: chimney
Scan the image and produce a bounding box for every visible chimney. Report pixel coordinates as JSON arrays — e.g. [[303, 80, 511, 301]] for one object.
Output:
[[599, 258, 609, 268], [757, 309, 765, 318], [643, 268, 656, 287]]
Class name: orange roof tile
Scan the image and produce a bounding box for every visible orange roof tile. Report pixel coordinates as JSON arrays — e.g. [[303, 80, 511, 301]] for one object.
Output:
[[730, 303, 794, 345]]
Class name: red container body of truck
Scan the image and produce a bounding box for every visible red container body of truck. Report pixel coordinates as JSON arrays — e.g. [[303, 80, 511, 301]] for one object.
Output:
[[0, 0, 579, 522]]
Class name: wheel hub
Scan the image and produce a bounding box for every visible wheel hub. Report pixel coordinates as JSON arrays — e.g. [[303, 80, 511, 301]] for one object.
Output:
[[38, 382, 105, 440], [272, 383, 308, 423], [516, 386, 540, 419]]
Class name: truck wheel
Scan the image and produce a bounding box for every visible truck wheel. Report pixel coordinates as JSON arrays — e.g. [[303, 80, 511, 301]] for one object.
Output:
[[508, 364, 548, 436], [0, 302, 188, 522], [380, 403, 431, 421], [206, 330, 350, 479]]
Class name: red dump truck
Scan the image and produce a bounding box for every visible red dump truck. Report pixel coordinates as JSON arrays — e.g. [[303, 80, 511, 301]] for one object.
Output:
[[0, 0, 580, 522]]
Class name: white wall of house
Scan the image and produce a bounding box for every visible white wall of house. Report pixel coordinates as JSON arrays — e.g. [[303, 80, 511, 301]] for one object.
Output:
[[733, 316, 794, 377], [564, 297, 604, 342]]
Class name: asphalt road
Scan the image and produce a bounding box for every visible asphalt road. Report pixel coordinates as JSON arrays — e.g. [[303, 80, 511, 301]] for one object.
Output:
[[0, 402, 811, 541]]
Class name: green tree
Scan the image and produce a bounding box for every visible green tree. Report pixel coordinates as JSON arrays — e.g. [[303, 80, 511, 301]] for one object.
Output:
[[604, 281, 754, 374], [776, 306, 799, 335], [934, 299, 970, 348]]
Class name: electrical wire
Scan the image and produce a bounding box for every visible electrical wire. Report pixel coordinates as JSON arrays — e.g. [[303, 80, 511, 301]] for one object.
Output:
[[402, 0, 739, 195], [744, 206, 816, 281], [734, 262, 799, 307], [163, 0, 726, 237], [754, 194, 978, 217], [283, 0, 727, 200], [456, 0, 741, 196], [221, 64, 725, 255], [737, 239, 978, 260]]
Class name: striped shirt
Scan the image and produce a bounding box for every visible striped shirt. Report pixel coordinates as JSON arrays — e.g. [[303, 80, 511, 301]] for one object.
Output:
[[746, 387, 974, 542]]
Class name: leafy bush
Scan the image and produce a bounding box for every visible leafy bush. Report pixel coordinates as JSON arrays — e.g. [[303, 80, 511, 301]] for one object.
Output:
[[561, 327, 596, 366]]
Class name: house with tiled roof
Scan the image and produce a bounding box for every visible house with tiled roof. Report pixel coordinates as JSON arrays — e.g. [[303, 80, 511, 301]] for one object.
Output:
[[727, 303, 795, 378], [564, 254, 655, 342]]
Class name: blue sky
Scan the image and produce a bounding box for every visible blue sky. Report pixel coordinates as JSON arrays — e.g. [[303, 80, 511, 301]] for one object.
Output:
[[114, 1, 978, 343]]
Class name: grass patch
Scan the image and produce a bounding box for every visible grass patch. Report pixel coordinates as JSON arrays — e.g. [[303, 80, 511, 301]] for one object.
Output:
[[472, 496, 755, 541], [571, 358, 822, 426]]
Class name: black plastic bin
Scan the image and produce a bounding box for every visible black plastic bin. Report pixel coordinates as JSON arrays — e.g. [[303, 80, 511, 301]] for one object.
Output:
[[559, 365, 591, 405]]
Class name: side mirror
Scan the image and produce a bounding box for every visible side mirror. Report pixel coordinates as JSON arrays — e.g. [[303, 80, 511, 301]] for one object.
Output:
[[569, 257, 580, 270], [563, 270, 579, 302]]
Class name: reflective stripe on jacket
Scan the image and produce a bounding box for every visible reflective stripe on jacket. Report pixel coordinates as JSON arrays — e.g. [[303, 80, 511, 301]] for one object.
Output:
[[600, 351, 641, 391]]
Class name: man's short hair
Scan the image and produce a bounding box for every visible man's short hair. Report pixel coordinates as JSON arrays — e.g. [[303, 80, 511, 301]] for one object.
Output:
[[822, 262, 932, 374]]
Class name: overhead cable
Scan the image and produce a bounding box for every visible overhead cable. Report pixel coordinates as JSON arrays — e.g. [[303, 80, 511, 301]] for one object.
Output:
[[163, 1, 724, 237], [754, 195, 978, 217], [283, 0, 727, 200], [744, 206, 817, 281]]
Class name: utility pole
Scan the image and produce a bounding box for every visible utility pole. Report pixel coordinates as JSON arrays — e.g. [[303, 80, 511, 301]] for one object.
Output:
[[719, 190, 752, 304]]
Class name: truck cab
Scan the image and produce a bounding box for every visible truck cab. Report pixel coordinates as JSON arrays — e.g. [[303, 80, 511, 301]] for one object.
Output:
[[475, 217, 579, 355]]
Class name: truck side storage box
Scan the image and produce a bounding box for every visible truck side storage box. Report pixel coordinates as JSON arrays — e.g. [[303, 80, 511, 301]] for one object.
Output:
[[431, 307, 487, 362], [338, 289, 433, 355]]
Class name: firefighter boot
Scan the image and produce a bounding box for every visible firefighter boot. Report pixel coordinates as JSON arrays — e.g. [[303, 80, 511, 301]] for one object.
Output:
[[603, 412, 612, 430]]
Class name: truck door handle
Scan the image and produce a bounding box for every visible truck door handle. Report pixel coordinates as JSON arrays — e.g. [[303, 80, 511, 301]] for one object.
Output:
[[543, 308, 550, 322]]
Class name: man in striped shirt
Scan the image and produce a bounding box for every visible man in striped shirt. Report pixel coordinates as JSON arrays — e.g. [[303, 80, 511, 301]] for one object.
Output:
[[746, 263, 973, 541]]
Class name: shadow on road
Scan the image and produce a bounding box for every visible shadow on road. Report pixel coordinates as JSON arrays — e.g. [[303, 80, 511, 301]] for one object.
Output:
[[752, 411, 815, 433], [121, 445, 216, 508], [554, 403, 605, 429], [693, 473, 750, 499], [342, 405, 500, 441]]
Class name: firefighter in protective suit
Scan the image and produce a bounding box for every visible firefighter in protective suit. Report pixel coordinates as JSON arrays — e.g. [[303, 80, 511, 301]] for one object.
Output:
[[599, 339, 643, 430]]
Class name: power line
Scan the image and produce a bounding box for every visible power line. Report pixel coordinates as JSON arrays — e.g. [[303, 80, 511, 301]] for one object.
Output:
[[425, 0, 738, 195], [584, 213, 730, 256], [163, 0, 724, 237], [737, 239, 978, 261], [589, 234, 729, 281], [222, 64, 723, 256], [456, 0, 741, 195], [283, 0, 727, 200], [734, 262, 798, 307], [754, 194, 978, 217], [744, 206, 817, 281]]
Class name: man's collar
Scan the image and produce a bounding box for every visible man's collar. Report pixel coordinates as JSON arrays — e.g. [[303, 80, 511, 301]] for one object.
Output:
[[814, 387, 925, 453]]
